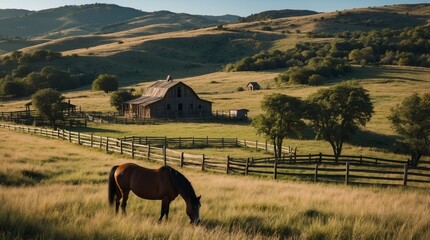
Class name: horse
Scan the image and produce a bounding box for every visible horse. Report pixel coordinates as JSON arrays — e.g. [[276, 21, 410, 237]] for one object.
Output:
[[108, 163, 201, 224]]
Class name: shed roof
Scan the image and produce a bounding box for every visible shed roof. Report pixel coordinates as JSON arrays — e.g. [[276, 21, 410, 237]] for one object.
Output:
[[246, 82, 261, 87]]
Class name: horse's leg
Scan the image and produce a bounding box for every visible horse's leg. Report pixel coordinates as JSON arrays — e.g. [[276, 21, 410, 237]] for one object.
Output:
[[158, 198, 171, 222], [121, 189, 130, 215], [115, 189, 121, 214]]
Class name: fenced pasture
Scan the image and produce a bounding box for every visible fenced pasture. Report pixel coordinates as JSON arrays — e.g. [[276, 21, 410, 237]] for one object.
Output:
[[1, 126, 430, 240], [1, 123, 429, 188]]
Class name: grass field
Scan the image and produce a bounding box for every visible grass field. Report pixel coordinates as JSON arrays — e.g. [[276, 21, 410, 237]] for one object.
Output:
[[1, 65, 429, 160], [1, 128, 430, 239]]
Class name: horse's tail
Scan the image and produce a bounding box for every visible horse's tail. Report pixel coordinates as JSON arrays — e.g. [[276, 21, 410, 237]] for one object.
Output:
[[108, 165, 119, 206]]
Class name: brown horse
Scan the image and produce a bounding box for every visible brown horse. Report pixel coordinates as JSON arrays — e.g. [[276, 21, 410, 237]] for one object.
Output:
[[108, 163, 201, 224]]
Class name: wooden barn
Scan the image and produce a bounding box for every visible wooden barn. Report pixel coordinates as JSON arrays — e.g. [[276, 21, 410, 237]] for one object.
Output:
[[247, 82, 261, 91], [123, 77, 212, 119]]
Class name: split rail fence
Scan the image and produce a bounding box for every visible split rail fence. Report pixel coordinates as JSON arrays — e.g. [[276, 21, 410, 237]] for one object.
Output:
[[1, 123, 429, 187]]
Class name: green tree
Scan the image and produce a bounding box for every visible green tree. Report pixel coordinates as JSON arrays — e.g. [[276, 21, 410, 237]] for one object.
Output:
[[31, 88, 66, 129], [306, 82, 374, 161], [92, 74, 118, 93], [388, 93, 430, 166], [110, 91, 135, 112], [12, 65, 32, 78], [252, 94, 305, 161]]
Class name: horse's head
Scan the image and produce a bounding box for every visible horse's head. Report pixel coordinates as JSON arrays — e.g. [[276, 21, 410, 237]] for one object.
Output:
[[187, 195, 201, 224]]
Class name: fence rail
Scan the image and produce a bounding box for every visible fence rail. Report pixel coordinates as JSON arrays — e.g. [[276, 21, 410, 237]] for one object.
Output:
[[1, 123, 429, 188]]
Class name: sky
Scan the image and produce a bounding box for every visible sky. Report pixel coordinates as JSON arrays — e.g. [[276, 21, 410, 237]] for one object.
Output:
[[0, 0, 428, 16]]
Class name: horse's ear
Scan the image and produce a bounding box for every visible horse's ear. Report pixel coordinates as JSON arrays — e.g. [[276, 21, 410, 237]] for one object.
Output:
[[197, 195, 201, 201]]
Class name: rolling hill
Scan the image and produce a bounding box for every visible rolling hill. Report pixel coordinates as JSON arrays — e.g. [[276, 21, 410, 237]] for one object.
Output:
[[0, 9, 32, 19], [1, 3, 430, 86], [238, 9, 318, 22], [0, 4, 238, 40]]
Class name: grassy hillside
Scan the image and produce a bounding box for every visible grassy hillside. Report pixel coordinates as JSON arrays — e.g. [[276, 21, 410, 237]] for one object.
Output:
[[1, 128, 429, 239], [0, 4, 144, 39], [0, 9, 32, 19], [238, 9, 318, 23]]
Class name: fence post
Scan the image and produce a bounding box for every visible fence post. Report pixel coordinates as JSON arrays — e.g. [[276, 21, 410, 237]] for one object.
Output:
[[90, 134, 93, 147], [106, 137, 109, 153], [163, 145, 167, 166], [360, 155, 363, 165], [235, 138, 238, 147], [255, 140, 258, 151], [309, 154, 312, 163], [68, 131, 71, 142], [146, 144, 150, 160], [192, 137, 195, 148], [164, 136, 167, 148], [314, 163, 319, 182], [179, 137, 182, 148], [403, 164, 408, 186], [226, 156, 230, 174], [319, 152, 322, 164], [206, 136, 209, 147], [78, 132, 81, 145], [222, 138, 225, 148], [201, 154, 205, 171], [120, 140, 123, 154], [99, 136, 102, 148], [245, 158, 250, 175], [180, 152, 184, 168], [274, 160, 278, 180], [345, 162, 350, 185], [265, 140, 268, 152]]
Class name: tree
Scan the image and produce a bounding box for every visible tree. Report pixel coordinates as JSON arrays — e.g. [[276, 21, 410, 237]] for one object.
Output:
[[110, 91, 136, 112], [31, 88, 66, 129], [252, 94, 305, 161], [306, 82, 374, 161], [92, 74, 118, 93], [388, 93, 430, 166]]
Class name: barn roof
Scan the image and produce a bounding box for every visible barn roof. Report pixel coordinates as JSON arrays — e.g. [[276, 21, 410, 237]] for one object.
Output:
[[143, 80, 180, 98], [124, 96, 162, 107]]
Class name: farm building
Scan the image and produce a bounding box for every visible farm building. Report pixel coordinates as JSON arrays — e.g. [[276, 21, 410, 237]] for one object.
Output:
[[247, 82, 261, 91], [229, 109, 249, 119], [123, 77, 212, 118]]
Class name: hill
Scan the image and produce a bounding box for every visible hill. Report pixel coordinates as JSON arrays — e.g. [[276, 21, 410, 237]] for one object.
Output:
[[0, 4, 145, 39], [238, 9, 318, 22], [0, 9, 32, 19], [0, 4, 238, 40]]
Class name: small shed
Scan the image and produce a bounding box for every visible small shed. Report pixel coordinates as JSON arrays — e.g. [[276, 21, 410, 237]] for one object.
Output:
[[247, 82, 261, 91], [25, 100, 76, 115], [229, 109, 249, 119]]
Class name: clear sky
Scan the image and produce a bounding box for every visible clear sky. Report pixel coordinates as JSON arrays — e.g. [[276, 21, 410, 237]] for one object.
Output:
[[0, 0, 428, 16]]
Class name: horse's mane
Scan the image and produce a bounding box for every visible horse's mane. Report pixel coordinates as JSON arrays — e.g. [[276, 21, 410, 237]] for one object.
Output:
[[163, 166, 198, 205]]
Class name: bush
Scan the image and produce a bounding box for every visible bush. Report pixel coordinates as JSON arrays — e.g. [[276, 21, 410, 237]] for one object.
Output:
[[236, 86, 245, 92], [308, 74, 324, 86], [92, 74, 118, 93]]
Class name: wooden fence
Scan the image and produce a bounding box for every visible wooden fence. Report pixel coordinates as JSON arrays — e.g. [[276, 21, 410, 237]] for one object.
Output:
[[118, 136, 296, 155], [1, 123, 429, 187], [228, 155, 430, 187]]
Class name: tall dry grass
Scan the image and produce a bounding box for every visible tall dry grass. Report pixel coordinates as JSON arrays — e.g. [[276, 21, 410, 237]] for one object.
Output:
[[1, 128, 429, 239]]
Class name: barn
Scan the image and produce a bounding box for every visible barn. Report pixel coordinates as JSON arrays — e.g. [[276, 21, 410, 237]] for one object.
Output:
[[123, 77, 212, 119]]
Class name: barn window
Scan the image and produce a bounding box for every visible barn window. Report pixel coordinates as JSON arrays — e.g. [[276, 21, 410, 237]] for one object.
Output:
[[190, 104, 194, 109], [167, 104, 170, 110], [177, 87, 182, 98]]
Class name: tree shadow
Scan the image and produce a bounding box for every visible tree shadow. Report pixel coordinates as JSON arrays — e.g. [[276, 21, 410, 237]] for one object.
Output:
[[347, 129, 396, 152], [63, 126, 122, 134]]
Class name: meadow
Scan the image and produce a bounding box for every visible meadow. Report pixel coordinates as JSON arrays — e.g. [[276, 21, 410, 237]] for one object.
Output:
[[1, 128, 430, 240]]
